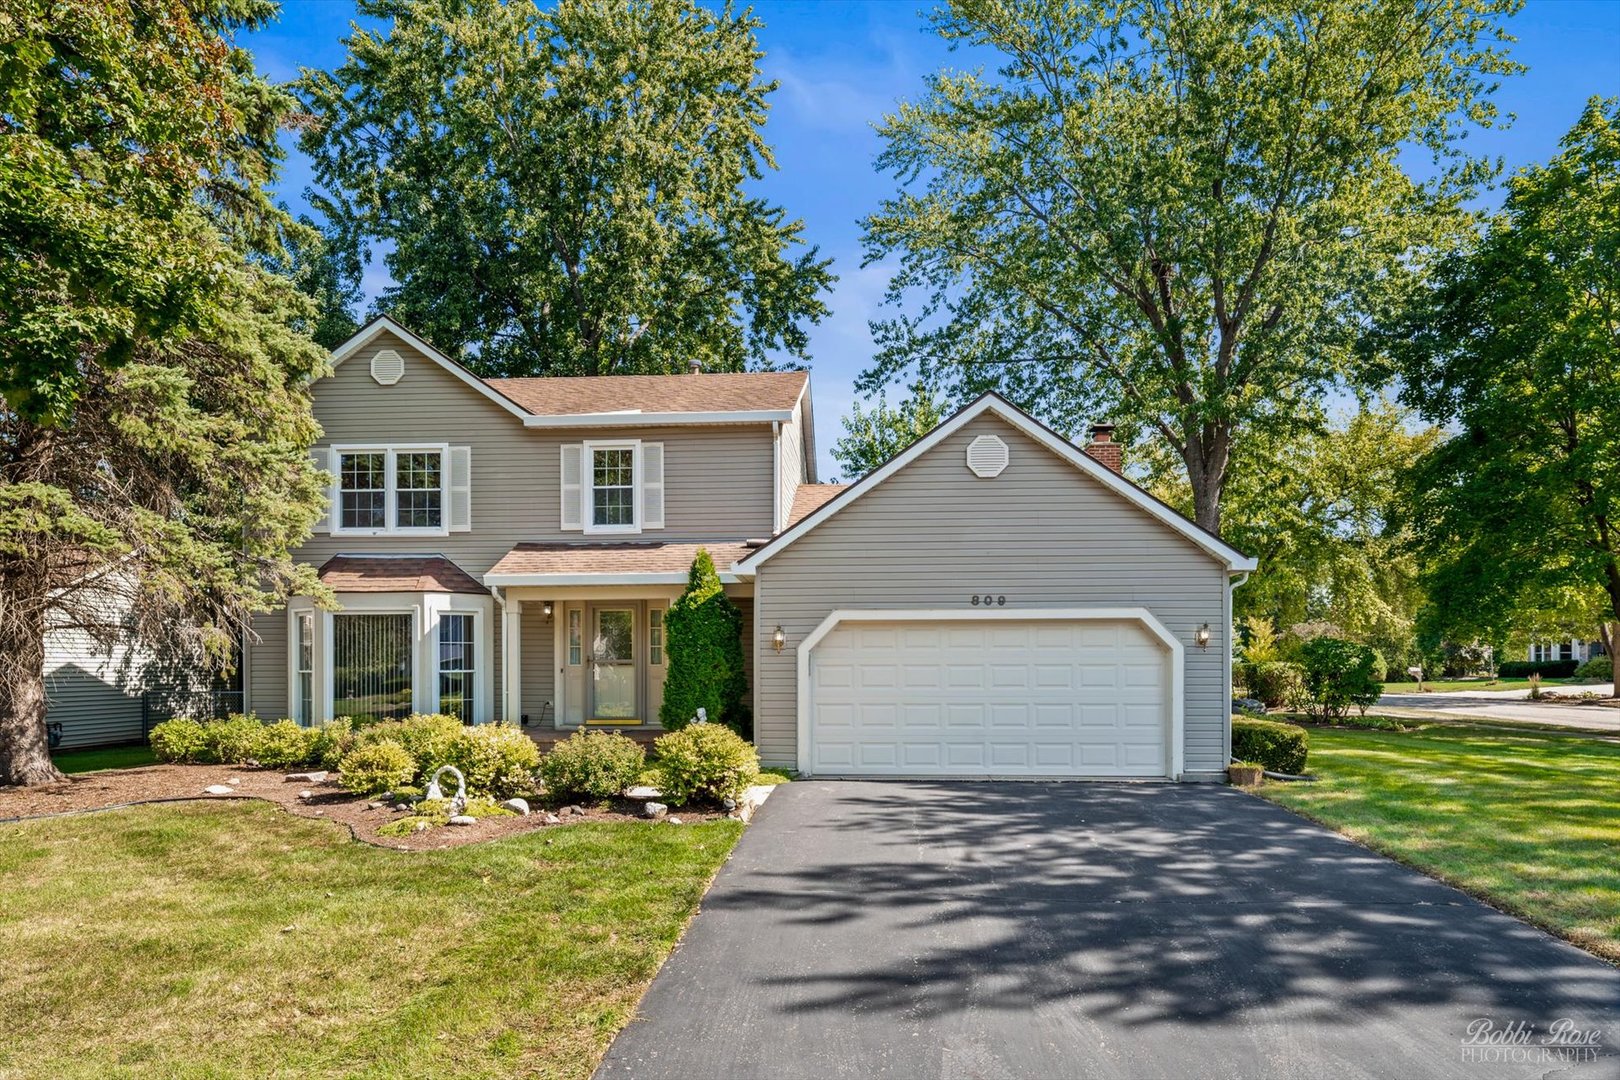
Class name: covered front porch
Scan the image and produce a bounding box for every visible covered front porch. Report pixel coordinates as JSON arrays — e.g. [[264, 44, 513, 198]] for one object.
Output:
[[486, 542, 754, 741]]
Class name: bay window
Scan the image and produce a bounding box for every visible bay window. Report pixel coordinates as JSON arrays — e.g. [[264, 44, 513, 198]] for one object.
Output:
[[332, 612, 414, 722], [439, 613, 476, 722]]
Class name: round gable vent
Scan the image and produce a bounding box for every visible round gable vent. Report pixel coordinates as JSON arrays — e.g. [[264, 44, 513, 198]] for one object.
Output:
[[965, 434, 1009, 478], [370, 349, 405, 386]]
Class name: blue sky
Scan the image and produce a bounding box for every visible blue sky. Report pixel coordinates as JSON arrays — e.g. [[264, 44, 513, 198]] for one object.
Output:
[[249, 0, 1620, 476]]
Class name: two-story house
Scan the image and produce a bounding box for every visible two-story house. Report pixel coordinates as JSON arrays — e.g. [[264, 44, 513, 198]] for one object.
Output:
[[48, 316, 1257, 780]]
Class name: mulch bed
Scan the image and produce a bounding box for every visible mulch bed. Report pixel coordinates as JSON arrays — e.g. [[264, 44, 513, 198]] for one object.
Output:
[[0, 764, 727, 850]]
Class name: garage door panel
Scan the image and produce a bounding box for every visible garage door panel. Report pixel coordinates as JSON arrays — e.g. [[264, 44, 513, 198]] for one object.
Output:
[[808, 618, 1170, 778]]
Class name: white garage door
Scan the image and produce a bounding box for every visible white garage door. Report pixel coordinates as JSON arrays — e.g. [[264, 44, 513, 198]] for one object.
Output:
[[807, 618, 1170, 777]]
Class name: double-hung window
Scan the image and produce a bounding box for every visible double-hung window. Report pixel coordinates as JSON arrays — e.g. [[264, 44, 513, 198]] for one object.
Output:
[[438, 613, 476, 722], [590, 442, 637, 532], [564, 441, 663, 534], [334, 445, 448, 535]]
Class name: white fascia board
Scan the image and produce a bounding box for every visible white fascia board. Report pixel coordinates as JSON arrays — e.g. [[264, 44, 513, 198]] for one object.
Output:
[[482, 570, 744, 587], [522, 409, 793, 428], [734, 393, 1258, 575], [326, 316, 532, 422]]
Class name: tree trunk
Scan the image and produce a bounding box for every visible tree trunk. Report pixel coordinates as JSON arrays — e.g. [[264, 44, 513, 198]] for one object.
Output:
[[0, 601, 63, 786], [1602, 557, 1620, 699], [1183, 427, 1230, 537]]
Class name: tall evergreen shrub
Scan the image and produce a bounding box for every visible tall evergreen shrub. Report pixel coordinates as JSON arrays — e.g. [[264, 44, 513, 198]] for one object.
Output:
[[660, 549, 750, 735]]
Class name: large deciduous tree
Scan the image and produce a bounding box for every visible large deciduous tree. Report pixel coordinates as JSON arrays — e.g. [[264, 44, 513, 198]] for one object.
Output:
[[1382, 98, 1620, 691], [830, 385, 943, 480], [862, 0, 1518, 534], [299, 0, 833, 377], [0, 0, 327, 785]]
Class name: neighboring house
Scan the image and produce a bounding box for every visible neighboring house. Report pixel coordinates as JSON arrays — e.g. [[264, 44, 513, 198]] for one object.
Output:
[[1528, 639, 1607, 664], [231, 316, 1255, 781]]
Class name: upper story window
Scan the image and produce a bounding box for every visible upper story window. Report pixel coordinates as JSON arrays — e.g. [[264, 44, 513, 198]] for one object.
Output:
[[561, 440, 664, 534], [334, 445, 448, 536], [591, 444, 636, 530]]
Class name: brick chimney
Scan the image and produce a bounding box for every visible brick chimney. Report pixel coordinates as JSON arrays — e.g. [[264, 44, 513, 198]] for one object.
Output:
[[1083, 422, 1122, 474]]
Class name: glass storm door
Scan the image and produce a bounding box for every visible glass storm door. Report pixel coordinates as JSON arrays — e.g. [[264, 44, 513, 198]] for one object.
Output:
[[590, 608, 637, 722]]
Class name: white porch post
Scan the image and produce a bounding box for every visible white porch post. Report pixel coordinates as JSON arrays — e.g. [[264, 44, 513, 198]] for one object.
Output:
[[503, 599, 523, 725]]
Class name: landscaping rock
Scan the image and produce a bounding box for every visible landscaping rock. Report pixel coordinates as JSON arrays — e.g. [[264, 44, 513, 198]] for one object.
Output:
[[624, 785, 661, 800], [499, 798, 530, 816], [285, 771, 328, 784], [413, 820, 430, 832], [560, 804, 584, 817], [366, 801, 385, 810], [202, 784, 235, 795], [722, 796, 737, 811], [641, 802, 668, 819], [227, 777, 242, 785], [448, 815, 478, 827], [542, 813, 561, 825], [298, 790, 314, 800], [668, 816, 683, 825]]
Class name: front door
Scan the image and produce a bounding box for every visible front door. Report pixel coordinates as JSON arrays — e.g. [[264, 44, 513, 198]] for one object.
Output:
[[590, 607, 638, 722]]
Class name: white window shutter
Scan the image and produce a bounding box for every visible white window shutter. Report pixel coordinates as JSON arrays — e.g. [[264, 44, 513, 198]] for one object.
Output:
[[560, 444, 583, 531], [310, 446, 332, 533], [641, 442, 664, 529], [448, 446, 472, 532]]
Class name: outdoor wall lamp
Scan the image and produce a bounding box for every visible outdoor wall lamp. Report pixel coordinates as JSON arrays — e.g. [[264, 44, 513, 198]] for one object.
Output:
[[1194, 623, 1211, 650], [772, 625, 787, 654], [542, 600, 554, 619]]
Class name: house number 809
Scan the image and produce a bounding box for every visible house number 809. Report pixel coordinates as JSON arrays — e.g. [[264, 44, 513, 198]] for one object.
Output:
[[971, 595, 1006, 606]]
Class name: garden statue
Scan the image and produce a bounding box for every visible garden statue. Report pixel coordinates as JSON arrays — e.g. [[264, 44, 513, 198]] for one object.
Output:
[[424, 765, 468, 818]]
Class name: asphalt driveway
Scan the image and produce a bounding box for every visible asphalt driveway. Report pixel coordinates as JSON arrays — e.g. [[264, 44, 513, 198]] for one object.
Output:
[[597, 782, 1620, 1080]]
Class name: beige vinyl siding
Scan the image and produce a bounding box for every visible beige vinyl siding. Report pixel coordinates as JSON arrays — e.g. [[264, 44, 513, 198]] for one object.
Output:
[[243, 329, 777, 719], [776, 397, 805, 532], [520, 603, 556, 726], [753, 412, 1231, 775]]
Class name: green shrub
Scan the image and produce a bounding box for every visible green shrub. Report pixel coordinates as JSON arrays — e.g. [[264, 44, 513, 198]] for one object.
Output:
[[339, 739, 415, 796], [1498, 659, 1580, 678], [660, 549, 750, 736], [540, 730, 646, 800], [249, 719, 315, 769], [1298, 637, 1382, 720], [1231, 717, 1309, 775], [1247, 661, 1307, 710], [1574, 655, 1612, 681], [654, 723, 759, 806], [356, 713, 465, 778], [308, 717, 357, 771], [442, 723, 541, 799], [149, 718, 209, 763], [203, 715, 266, 765]]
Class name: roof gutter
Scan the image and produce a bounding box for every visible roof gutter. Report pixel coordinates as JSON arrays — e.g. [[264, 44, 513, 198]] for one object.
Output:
[[522, 409, 793, 428], [483, 570, 746, 587]]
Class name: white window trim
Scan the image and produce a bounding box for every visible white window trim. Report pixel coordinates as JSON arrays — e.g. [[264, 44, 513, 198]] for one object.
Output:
[[583, 439, 642, 536], [288, 592, 494, 725], [330, 443, 452, 538]]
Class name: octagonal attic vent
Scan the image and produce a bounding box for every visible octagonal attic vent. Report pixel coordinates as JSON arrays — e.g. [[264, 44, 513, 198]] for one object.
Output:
[[370, 349, 405, 386], [965, 434, 1009, 478]]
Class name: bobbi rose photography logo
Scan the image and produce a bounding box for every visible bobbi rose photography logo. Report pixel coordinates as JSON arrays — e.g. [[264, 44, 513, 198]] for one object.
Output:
[[1460, 1018, 1606, 1066]]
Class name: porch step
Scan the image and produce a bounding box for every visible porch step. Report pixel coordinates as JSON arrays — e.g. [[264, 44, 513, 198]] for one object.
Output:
[[526, 726, 662, 751]]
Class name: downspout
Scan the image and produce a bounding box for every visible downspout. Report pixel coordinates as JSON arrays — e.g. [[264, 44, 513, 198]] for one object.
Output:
[[771, 419, 782, 534], [1226, 572, 1251, 771]]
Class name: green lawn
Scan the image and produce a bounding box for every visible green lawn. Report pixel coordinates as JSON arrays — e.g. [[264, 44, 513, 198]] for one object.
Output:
[[1376, 676, 1579, 694], [0, 802, 742, 1078], [52, 744, 157, 774], [1256, 721, 1620, 962]]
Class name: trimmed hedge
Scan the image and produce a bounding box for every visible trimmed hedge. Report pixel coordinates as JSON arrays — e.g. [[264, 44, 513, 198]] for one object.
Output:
[[339, 739, 415, 796], [540, 730, 646, 800], [653, 723, 759, 806], [1575, 655, 1612, 681], [1498, 659, 1579, 678], [149, 718, 209, 763], [1231, 717, 1308, 775]]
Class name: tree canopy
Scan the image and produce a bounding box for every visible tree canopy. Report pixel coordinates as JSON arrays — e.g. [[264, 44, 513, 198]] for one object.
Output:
[[830, 385, 944, 480], [862, 0, 1519, 534], [0, 0, 328, 784], [1380, 97, 1620, 681], [298, 0, 834, 377]]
